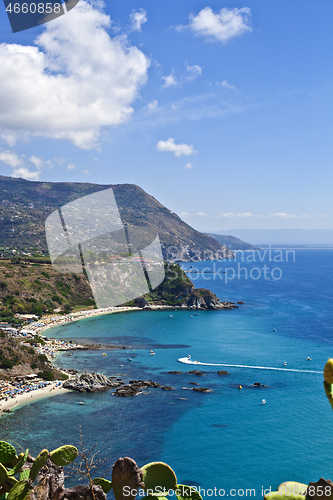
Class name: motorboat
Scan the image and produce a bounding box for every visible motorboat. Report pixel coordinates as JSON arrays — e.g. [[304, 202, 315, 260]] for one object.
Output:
[[187, 355, 191, 359], [102, 353, 106, 356], [284, 362, 287, 366], [78, 402, 84, 405], [306, 357, 311, 361], [262, 399, 266, 404]]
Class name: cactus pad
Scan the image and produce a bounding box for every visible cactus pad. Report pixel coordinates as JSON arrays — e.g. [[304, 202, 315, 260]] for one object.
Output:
[[324, 359, 333, 384], [264, 481, 307, 500], [29, 449, 49, 482], [0, 463, 8, 484], [141, 462, 177, 496], [0, 442, 16, 464], [93, 478, 112, 494], [49, 445, 78, 466], [8, 450, 29, 477], [7, 480, 32, 500], [176, 485, 203, 500], [19, 470, 30, 482]]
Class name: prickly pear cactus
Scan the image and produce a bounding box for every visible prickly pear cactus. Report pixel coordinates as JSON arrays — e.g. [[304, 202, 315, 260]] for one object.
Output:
[[141, 462, 177, 496], [49, 445, 78, 466], [7, 480, 32, 500], [0, 462, 8, 484], [112, 457, 143, 500], [0, 442, 16, 465], [323, 359, 333, 410], [19, 470, 30, 482], [2, 477, 18, 494], [8, 450, 29, 477], [93, 478, 113, 494], [29, 449, 49, 482], [324, 359, 333, 384], [264, 481, 307, 500], [176, 485, 203, 500]]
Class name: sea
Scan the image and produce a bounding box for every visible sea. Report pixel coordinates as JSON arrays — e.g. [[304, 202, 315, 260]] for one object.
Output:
[[2, 249, 333, 499]]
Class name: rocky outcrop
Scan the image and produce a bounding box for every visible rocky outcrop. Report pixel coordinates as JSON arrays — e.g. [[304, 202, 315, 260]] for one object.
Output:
[[188, 370, 205, 376], [184, 289, 237, 310], [193, 387, 212, 393], [113, 379, 174, 397], [218, 370, 229, 375], [63, 373, 123, 392]]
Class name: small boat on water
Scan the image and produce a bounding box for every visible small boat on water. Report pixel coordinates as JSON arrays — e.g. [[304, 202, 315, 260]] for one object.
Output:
[[127, 358, 132, 361], [238, 385, 242, 389], [273, 329, 277, 332], [170, 315, 173, 318], [262, 399, 266, 404], [187, 355, 191, 359], [150, 351, 155, 355], [102, 353, 107, 356], [78, 402, 84, 405], [306, 357, 311, 361], [284, 362, 287, 366]]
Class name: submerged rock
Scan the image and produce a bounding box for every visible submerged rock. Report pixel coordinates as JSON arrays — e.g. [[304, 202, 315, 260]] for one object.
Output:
[[193, 387, 212, 393], [218, 370, 229, 375]]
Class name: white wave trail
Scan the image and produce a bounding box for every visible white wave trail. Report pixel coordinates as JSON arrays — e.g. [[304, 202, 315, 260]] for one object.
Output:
[[178, 357, 321, 374]]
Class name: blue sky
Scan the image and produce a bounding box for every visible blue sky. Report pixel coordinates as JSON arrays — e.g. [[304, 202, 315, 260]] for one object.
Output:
[[0, 0, 332, 231]]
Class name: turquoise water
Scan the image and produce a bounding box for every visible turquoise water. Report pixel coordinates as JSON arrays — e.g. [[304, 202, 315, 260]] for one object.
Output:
[[3, 249, 333, 498]]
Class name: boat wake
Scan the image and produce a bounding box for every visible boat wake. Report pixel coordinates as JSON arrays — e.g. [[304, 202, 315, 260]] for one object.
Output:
[[178, 357, 321, 374]]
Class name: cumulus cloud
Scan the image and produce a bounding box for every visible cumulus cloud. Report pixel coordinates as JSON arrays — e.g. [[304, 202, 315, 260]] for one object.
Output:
[[0, 150, 54, 180], [184, 7, 252, 43], [156, 138, 196, 157], [0, 0, 150, 149], [83, 169, 91, 175], [0, 150, 23, 168], [130, 9, 148, 32], [268, 212, 309, 219], [67, 163, 76, 170], [185, 163, 192, 169]]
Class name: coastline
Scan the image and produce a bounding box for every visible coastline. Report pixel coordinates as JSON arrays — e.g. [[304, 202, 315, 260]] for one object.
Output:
[[0, 383, 70, 414], [30, 304, 220, 336]]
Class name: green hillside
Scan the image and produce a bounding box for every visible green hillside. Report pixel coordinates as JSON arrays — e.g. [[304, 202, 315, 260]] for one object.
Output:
[[0, 176, 234, 261]]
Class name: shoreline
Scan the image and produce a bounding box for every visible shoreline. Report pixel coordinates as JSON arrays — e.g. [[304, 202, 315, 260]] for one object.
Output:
[[0, 383, 70, 414], [30, 304, 226, 336]]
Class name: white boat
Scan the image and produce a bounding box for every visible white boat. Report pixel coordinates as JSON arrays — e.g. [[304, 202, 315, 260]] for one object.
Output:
[[284, 362, 287, 366], [262, 399, 266, 404], [78, 402, 84, 405], [187, 355, 191, 359], [170, 315, 173, 318], [306, 357, 311, 361]]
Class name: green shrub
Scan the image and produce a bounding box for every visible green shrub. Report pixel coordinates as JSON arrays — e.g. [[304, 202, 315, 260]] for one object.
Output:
[[37, 370, 55, 381], [31, 362, 38, 369]]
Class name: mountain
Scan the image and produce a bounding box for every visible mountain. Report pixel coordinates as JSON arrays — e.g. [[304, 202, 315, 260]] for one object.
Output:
[[0, 176, 234, 260], [210, 229, 333, 247], [206, 233, 260, 250]]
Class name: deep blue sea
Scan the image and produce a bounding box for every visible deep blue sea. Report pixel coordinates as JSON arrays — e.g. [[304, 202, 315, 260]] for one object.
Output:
[[3, 249, 333, 499]]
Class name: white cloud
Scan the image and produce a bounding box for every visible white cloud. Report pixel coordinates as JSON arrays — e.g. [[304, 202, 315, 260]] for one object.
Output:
[[185, 163, 192, 169], [130, 9, 148, 32], [0, 150, 23, 168], [197, 212, 208, 216], [217, 80, 235, 89], [67, 163, 76, 170], [162, 64, 202, 88], [147, 100, 158, 111], [268, 212, 309, 219], [11, 167, 41, 181], [0, 0, 150, 149], [185, 64, 202, 81], [156, 138, 196, 157], [29, 155, 44, 169], [0, 150, 54, 180], [83, 169, 91, 175], [162, 70, 178, 88], [186, 7, 252, 43]]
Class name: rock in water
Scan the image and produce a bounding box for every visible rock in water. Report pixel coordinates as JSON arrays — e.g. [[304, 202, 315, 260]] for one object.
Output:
[[63, 372, 123, 392]]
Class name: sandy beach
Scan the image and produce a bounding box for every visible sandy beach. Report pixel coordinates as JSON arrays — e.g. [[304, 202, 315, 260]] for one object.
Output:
[[0, 383, 70, 413]]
